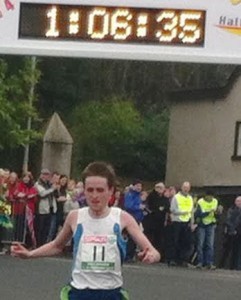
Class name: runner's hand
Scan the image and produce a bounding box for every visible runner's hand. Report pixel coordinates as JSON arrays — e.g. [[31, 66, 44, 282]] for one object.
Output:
[[11, 242, 31, 259], [138, 248, 160, 264]]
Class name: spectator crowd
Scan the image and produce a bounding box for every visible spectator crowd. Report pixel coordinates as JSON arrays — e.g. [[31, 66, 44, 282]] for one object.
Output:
[[0, 168, 85, 251], [1, 168, 241, 271]]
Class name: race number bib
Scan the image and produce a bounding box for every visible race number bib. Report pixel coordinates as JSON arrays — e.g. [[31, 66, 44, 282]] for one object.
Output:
[[81, 235, 117, 271]]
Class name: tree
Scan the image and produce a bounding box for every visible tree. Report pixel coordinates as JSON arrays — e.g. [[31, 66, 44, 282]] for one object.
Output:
[[0, 58, 41, 169], [134, 110, 169, 180], [37, 58, 235, 119], [70, 97, 169, 180], [71, 98, 142, 176]]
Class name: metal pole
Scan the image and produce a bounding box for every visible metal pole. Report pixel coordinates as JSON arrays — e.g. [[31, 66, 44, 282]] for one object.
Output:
[[22, 56, 37, 174]]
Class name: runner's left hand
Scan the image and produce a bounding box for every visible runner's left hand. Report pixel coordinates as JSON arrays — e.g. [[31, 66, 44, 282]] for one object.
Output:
[[138, 248, 160, 264]]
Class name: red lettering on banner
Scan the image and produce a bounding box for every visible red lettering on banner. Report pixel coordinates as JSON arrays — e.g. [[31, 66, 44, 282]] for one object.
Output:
[[4, 0, 14, 11], [83, 235, 108, 244]]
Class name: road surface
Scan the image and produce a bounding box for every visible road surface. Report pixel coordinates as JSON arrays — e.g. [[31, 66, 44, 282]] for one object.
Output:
[[1, 256, 241, 300]]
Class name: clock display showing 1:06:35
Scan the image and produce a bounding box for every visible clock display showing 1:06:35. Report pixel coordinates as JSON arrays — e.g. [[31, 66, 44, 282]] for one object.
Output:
[[19, 3, 206, 47]]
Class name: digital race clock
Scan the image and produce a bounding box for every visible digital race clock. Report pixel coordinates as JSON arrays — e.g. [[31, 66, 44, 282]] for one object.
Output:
[[19, 3, 206, 47], [1, 0, 240, 64]]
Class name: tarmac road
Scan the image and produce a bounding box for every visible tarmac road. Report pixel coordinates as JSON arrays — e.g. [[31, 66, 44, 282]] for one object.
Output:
[[1, 255, 241, 300]]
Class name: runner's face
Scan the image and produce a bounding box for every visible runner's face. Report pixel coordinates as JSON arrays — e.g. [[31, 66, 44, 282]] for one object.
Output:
[[84, 176, 113, 213]]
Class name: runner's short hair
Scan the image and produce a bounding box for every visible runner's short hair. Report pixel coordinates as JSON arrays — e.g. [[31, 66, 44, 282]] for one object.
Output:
[[82, 161, 116, 188]]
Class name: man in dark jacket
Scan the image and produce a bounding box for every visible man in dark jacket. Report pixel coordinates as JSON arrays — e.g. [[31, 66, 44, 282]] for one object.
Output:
[[144, 182, 169, 259], [219, 196, 241, 270]]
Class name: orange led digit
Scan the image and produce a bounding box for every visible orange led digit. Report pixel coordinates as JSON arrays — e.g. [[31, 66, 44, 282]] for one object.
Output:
[[110, 9, 133, 40], [45, 6, 59, 37], [179, 12, 203, 44], [88, 8, 109, 39], [155, 10, 178, 42]]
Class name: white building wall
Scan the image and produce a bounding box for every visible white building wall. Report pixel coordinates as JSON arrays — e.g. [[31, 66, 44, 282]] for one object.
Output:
[[166, 77, 241, 187]]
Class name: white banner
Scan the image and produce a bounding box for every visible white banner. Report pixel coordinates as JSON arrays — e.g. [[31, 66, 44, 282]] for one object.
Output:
[[0, 0, 241, 63]]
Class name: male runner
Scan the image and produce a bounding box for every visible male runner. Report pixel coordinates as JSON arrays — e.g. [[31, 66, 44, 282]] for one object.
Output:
[[11, 162, 160, 300]]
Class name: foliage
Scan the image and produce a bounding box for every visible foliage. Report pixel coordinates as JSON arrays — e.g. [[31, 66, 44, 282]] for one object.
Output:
[[132, 110, 169, 180], [0, 55, 236, 179], [0, 58, 41, 150], [37, 58, 235, 118], [70, 98, 169, 180], [0, 191, 12, 229], [71, 97, 140, 172]]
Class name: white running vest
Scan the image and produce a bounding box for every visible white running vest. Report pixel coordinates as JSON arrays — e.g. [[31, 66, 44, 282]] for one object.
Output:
[[71, 207, 123, 290]]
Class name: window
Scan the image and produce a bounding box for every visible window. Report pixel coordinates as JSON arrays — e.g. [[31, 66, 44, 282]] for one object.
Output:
[[232, 121, 241, 160]]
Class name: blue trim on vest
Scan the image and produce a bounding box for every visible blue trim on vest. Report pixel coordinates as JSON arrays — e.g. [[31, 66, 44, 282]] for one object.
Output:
[[72, 223, 83, 271], [113, 223, 127, 264]]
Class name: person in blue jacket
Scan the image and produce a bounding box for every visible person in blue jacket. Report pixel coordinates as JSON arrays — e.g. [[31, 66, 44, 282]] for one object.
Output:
[[124, 180, 144, 261]]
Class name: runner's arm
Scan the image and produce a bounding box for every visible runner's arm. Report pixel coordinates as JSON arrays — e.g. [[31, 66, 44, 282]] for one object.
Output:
[[11, 210, 77, 259]]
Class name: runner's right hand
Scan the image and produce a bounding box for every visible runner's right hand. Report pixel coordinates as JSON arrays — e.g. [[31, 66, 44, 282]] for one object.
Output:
[[11, 242, 31, 259]]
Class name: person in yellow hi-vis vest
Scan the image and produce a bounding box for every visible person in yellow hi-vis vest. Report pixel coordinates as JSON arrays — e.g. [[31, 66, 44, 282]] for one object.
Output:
[[169, 181, 194, 267], [195, 190, 223, 270]]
